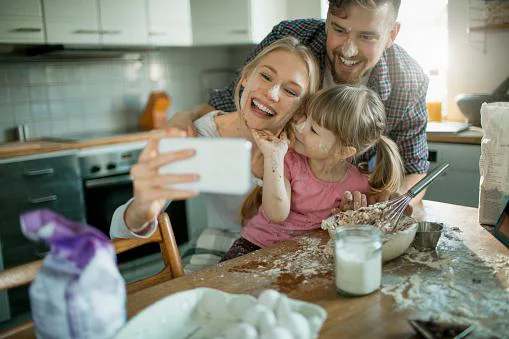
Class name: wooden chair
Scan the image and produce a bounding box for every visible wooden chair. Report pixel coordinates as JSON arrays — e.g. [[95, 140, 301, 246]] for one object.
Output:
[[115, 212, 184, 293], [0, 212, 183, 338]]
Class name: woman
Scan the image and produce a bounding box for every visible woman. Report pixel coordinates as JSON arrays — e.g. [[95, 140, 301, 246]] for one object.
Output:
[[110, 37, 321, 272]]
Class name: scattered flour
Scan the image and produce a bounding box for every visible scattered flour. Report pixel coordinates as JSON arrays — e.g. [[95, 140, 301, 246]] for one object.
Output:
[[381, 225, 509, 338], [226, 228, 509, 337], [228, 237, 333, 293]]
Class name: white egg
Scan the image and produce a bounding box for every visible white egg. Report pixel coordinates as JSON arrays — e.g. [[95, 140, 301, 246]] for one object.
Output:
[[275, 295, 292, 320], [222, 323, 258, 339], [227, 295, 257, 320], [307, 315, 323, 334], [240, 304, 272, 328], [258, 289, 281, 310], [258, 309, 278, 333], [259, 326, 294, 339], [279, 312, 311, 339], [197, 291, 230, 319]]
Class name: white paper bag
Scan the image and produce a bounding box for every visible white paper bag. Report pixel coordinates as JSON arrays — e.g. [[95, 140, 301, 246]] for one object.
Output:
[[479, 102, 509, 224]]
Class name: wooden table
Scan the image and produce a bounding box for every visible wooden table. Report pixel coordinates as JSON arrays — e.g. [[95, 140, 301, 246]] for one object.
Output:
[[125, 201, 509, 338], [7, 201, 509, 338]]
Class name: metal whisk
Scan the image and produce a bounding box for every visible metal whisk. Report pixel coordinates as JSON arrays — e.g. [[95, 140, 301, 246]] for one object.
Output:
[[384, 162, 450, 231]]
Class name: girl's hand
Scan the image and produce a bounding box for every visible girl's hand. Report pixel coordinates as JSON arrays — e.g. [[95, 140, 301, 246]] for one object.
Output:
[[251, 129, 289, 160], [332, 191, 367, 214], [126, 129, 200, 231]]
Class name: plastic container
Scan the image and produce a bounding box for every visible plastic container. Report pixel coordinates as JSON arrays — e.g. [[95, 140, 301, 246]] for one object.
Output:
[[139, 91, 171, 130]]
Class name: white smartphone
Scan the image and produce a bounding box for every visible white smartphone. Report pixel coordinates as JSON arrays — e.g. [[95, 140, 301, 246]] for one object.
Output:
[[158, 137, 252, 195]]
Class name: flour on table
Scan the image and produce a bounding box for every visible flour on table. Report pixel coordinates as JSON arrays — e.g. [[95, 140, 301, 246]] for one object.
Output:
[[381, 225, 509, 338], [228, 237, 333, 292]]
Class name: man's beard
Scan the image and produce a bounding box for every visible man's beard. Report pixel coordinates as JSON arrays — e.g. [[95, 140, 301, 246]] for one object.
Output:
[[329, 52, 368, 85]]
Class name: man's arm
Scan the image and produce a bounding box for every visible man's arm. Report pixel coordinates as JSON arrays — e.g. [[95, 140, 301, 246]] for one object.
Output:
[[391, 75, 430, 203], [167, 104, 215, 135]]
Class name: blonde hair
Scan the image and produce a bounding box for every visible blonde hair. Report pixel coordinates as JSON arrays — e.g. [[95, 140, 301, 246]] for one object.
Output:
[[234, 36, 321, 112], [239, 36, 321, 225], [307, 84, 404, 193]]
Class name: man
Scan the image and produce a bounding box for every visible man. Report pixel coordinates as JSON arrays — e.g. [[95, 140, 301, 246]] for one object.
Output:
[[170, 0, 429, 205]]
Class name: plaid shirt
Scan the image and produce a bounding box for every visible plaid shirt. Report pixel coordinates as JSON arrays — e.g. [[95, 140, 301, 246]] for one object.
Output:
[[209, 19, 429, 174]]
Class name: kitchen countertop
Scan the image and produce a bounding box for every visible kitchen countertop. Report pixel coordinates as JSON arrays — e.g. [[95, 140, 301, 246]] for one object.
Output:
[[0, 131, 155, 160], [427, 127, 483, 145], [0, 126, 484, 160]]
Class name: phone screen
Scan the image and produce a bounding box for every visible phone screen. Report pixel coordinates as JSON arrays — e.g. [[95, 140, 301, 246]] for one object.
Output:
[[494, 199, 509, 248]]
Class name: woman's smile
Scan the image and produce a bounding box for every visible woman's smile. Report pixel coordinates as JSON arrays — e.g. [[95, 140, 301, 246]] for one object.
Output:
[[249, 98, 276, 119]]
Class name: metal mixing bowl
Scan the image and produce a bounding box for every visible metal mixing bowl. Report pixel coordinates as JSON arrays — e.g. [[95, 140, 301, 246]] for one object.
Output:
[[413, 222, 443, 250]]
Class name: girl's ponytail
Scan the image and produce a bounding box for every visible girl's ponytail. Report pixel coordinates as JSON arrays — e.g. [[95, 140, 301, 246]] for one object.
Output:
[[369, 135, 404, 193]]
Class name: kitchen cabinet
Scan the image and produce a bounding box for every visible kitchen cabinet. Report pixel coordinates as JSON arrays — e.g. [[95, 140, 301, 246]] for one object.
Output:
[[0, 152, 86, 320], [43, 0, 101, 44], [0, 152, 86, 268], [190, 0, 287, 45], [147, 0, 192, 46], [0, 0, 45, 43], [425, 142, 481, 208], [43, 0, 148, 45], [99, 0, 148, 45]]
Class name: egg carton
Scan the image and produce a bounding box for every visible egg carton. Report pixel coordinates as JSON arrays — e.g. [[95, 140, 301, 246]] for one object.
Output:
[[115, 288, 327, 339]]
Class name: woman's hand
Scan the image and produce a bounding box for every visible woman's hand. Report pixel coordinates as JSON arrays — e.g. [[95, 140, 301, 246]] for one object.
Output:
[[125, 129, 200, 231], [332, 191, 367, 214], [251, 129, 289, 160]]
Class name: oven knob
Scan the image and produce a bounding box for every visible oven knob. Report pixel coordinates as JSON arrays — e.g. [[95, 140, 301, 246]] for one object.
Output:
[[107, 163, 117, 171], [90, 165, 101, 173]]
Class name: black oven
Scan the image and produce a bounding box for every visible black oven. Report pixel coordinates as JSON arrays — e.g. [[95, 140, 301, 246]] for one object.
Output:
[[79, 143, 188, 263]]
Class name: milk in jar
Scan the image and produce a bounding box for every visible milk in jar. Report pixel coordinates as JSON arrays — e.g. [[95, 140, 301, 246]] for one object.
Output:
[[334, 225, 382, 296]]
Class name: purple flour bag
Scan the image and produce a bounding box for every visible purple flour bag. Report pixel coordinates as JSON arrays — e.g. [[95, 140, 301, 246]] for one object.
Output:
[[20, 209, 126, 339]]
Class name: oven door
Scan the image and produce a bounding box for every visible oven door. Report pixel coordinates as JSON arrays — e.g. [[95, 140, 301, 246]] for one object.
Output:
[[83, 174, 189, 263]]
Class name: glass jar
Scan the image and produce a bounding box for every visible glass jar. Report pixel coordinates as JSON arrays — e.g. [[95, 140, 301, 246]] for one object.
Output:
[[334, 225, 383, 296]]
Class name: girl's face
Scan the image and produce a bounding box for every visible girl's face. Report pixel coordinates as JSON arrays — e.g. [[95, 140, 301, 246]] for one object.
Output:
[[240, 49, 310, 135], [292, 114, 339, 160]]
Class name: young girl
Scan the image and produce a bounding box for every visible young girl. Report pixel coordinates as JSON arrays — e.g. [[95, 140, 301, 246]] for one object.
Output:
[[221, 84, 404, 260]]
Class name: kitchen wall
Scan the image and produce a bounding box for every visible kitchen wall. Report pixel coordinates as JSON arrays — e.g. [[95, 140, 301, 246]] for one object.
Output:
[[0, 46, 251, 142], [447, 0, 509, 121]]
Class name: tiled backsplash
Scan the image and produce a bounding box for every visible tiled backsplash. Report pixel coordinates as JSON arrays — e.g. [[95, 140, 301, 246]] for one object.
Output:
[[0, 46, 252, 142]]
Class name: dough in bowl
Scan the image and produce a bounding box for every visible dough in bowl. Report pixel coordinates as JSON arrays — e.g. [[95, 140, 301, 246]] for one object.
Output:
[[321, 205, 418, 262]]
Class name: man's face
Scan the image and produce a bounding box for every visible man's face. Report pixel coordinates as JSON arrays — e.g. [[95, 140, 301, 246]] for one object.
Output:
[[325, 3, 399, 84]]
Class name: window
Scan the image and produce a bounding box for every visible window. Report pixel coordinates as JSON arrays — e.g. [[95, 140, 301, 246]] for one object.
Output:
[[397, 0, 449, 115]]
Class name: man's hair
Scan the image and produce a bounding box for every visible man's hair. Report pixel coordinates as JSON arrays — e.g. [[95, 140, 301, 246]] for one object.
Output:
[[328, 0, 401, 20]]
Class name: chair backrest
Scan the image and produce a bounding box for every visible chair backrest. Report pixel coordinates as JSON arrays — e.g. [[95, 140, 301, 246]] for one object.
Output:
[[0, 212, 183, 338], [115, 212, 184, 293]]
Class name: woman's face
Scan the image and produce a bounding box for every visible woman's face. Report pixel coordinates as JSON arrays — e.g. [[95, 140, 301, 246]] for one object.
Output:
[[292, 115, 338, 160], [240, 49, 310, 134]]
